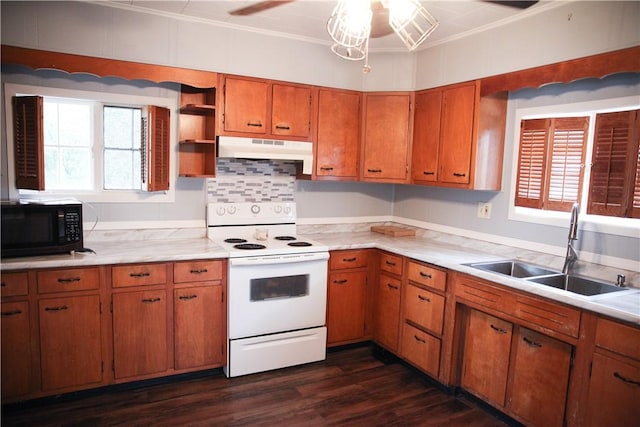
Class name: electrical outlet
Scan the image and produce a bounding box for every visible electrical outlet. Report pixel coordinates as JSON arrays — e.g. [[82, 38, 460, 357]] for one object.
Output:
[[477, 202, 492, 219]]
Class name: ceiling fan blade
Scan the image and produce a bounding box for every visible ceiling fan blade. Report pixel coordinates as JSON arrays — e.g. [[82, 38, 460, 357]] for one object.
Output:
[[370, 1, 393, 38], [229, 0, 295, 16], [484, 1, 539, 9]]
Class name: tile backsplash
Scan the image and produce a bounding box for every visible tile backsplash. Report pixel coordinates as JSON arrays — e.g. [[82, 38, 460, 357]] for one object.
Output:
[[206, 158, 297, 202]]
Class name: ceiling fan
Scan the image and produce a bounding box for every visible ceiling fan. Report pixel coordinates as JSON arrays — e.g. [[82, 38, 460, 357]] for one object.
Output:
[[229, 0, 539, 39]]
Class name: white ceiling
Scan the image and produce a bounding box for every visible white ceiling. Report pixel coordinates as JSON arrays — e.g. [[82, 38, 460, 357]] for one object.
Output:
[[106, 0, 558, 51]]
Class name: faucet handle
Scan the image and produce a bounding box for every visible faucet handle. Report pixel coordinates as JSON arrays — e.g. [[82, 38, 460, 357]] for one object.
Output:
[[616, 274, 626, 287]]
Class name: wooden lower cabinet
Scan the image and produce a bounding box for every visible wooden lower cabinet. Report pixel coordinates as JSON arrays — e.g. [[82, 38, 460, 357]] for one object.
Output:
[[39, 295, 103, 391], [375, 272, 402, 352], [174, 285, 223, 370], [400, 323, 440, 377], [584, 351, 640, 426], [507, 327, 572, 427], [112, 290, 168, 379], [1, 301, 32, 398], [327, 270, 367, 345], [461, 309, 512, 407]]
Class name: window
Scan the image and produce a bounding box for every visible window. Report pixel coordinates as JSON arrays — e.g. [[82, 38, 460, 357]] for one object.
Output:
[[515, 110, 639, 219], [6, 83, 175, 202]]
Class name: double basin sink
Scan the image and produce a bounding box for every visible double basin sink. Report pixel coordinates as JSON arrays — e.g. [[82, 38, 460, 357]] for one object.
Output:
[[465, 260, 629, 298]]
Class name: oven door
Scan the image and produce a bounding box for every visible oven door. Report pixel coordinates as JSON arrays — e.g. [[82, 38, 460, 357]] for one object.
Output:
[[228, 251, 329, 339]]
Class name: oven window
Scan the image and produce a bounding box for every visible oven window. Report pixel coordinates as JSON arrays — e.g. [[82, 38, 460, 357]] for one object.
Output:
[[250, 274, 309, 301]]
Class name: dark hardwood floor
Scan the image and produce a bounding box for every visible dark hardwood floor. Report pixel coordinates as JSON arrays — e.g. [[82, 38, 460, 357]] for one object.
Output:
[[2, 345, 514, 426]]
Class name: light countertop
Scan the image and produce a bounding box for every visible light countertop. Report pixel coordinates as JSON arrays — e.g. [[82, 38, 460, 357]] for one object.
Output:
[[2, 229, 638, 325]]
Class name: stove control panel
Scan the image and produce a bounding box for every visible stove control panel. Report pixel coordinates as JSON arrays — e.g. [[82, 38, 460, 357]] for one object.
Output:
[[207, 202, 296, 226]]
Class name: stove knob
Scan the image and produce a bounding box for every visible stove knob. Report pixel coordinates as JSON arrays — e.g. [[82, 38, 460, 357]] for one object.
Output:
[[216, 207, 226, 216], [283, 205, 292, 214], [250, 204, 260, 215], [227, 206, 237, 215], [273, 205, 283, 214]]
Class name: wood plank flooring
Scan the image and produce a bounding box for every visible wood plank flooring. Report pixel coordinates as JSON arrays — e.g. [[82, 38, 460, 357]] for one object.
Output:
[[2, 345, 514, 426]]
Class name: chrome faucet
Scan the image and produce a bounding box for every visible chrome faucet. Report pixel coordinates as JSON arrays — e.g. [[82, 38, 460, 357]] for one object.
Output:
[[562, 202, 580, 275]]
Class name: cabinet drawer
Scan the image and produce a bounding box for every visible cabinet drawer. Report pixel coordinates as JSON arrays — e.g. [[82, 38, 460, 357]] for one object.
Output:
[[595, 318, 640, 360], [37, 268, 100, 293], [513, 294, 580, 338], [174, 260, 223, 283], [400, 323, 441, 377], [404, 284, 445, 335], [455, 277, 507, 312], [112, 263, 166, 288], [407, 261, 446, 292], [379, 252, 403, 276], [1, 272, 28, 297], [330, 250, 368, 270]]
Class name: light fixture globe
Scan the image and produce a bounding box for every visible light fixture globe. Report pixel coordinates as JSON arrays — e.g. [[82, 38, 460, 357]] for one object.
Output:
[[326, 0, 372, 48]]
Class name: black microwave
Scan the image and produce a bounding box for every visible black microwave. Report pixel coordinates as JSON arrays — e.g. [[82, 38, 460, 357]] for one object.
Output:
[[1, 200, 84, 258]]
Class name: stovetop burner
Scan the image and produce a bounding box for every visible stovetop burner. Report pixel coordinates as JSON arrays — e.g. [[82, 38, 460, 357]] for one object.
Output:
[[288, 241, 312, 247], [225, 238, 248, 244], [234, 243, 267, 250], [274, 236, 297, 241]]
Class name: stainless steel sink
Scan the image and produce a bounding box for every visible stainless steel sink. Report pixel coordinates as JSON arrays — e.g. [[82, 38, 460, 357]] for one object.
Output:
[[526, 274, 627, 297], [466, 260, 558, 278]]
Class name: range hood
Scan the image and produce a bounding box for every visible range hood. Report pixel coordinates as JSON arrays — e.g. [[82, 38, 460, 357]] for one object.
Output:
[[217, 136, 313, 174]]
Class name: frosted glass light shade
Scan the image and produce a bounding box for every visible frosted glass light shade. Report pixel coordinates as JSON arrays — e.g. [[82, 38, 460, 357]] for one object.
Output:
[[327, 0, 372, 48]]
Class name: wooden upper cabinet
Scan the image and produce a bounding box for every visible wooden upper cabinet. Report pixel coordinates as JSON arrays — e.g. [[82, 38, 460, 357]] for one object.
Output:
[[361, 92, 413, 183], [220, 75, 314, 141], [271, 83, 312, 138], [315, 88, 361, 180], [222, 76, 269, 135], [411, 89, 442, 183], [412, 81, 507, 190]]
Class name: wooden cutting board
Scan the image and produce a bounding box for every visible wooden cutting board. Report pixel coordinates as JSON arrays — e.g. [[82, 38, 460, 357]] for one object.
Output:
[[370, 225, 416, 237]]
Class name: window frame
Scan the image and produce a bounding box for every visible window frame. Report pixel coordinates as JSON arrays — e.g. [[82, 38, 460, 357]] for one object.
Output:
[[508, 95, 640, 239], [4, 83, 177, 203]]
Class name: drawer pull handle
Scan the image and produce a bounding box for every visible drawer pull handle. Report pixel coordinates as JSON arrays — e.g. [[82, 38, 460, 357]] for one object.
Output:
[[247, 122, 263, 127], [490, 324, 508, 334], [523, 336, 542, 348], [387, 283, 399, 290], [418, 295, 431, 303], [333, 279, 348, 285], [129, 272, 151, 278], [414, 335, 426, 344], [190, 269, 208, 274], [1, 310, 23, 317], [275, 124, 290, 130], [342, 257, 357, 262], [423, 171, 435, 175], [57, 277, 81, 283], [320, 167, 334, 171], [385, 261, 396, 266], [141, 297, 161, 304], [453, 172, 466, 177], [368, 168, 382, 173], [614, 372, 640, 387], [45, 305, 69, 312], [178, 295, 198, 301], [419, 271, 432, 279]]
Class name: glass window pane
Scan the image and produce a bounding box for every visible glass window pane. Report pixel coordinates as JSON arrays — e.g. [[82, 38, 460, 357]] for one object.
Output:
[[43, 102, 59, 146], [44, 146, 59, 188], [60, 147, 92, 190], [58, 103, 91, 147], [104, 149, 141, 190]]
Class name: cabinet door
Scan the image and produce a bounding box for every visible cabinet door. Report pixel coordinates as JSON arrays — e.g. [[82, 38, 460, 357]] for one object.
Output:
[[174, 285, 223, 370], [1, 301, 31, 398], [316, 89, 360, 178], [461, 309, 512, 407], [375, 273, 402, 352], [508, 328, 572, 427], [39, 295, 102, 391], [272, 83, 312, 138], [327, 271, 367, 344], [112, 290, 168, 379], [223, 77, 268, 134], [362, 93, 411, 181], [585, 352, 640, 427], [439, 83, 475, 184], [411, 89, 442, 183]]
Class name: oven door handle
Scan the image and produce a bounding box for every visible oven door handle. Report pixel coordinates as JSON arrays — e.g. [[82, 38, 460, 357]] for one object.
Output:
[[229, 252, 329, 266]]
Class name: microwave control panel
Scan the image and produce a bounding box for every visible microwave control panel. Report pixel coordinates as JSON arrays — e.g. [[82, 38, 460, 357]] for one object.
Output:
[[59, 209, 82, 243]]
